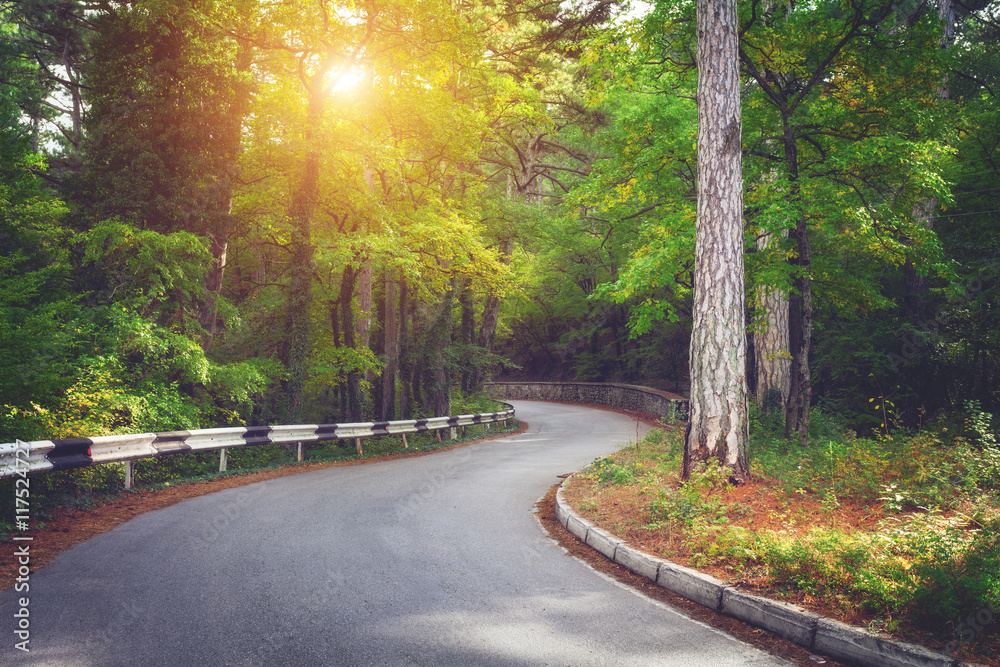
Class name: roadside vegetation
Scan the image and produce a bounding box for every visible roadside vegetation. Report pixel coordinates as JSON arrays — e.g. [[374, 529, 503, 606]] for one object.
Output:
[[563, 402, 1000, 663]]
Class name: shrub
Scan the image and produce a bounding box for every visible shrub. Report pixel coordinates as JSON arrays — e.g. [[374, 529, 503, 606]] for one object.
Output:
[[588, 455, 639, 486], [914, 517, 1000, 632]]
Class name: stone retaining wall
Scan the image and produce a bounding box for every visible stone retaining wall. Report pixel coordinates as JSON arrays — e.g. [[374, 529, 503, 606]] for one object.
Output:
[[484, 381, 688, 421]]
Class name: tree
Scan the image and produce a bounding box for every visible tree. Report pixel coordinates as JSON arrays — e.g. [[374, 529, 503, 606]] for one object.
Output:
[[683, 0, 748, 480], [2, 0, 91, 172], [73, 4, 254, 354], [738, 0, 952, 439]]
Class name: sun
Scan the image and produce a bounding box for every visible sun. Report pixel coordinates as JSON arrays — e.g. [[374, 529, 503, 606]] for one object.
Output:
[[331, 65, 366, 93]]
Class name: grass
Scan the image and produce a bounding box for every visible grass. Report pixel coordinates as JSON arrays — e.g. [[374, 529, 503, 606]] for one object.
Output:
[[562, 404, 1000, 663]]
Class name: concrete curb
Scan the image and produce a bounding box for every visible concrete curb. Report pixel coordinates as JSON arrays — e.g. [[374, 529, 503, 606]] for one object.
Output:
[[721, 587, 819, 648], [657, 560, 727, 611], [614, 543, 662, 581], [554, 477, 967, 667], [813, 618, 959, 667]]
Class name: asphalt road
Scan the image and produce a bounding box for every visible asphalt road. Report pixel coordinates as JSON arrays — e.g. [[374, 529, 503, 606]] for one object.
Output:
[[1, 401, 791, 666]]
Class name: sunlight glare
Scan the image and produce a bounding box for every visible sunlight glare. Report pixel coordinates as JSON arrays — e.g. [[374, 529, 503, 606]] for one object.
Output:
[[331, 65, 366, 94]]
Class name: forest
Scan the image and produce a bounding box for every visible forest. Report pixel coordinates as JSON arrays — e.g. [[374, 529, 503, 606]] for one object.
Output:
[[3, 0, 1000, 658], [0, 0, 997, 445]]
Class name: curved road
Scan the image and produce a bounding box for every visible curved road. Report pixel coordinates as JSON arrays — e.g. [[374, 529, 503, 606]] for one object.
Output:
[[2, 401, 789, 666]]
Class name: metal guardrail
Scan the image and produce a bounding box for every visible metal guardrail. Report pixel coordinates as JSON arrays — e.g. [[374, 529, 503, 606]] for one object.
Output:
[[0, 405, 515, 484]]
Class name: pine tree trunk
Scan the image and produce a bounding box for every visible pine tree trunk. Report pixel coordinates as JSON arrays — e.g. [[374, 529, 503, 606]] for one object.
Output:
[[754, 232, 791, 411], [684, 0, 748, 480]]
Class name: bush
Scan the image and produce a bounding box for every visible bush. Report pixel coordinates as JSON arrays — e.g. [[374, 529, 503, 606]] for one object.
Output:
[[914, 517, 1000, 632], [588, 455, 639, 486], [644, 459, 731, 527]]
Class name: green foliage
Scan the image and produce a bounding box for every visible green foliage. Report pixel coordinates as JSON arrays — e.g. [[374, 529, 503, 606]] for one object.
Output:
[[588, 455, 640, 486], [742, 422, 1000, 629], [645, 459, 733, 527], [81, 221, 210, 318], [448, 392, 508, 416], [569, 404, 999, 640]]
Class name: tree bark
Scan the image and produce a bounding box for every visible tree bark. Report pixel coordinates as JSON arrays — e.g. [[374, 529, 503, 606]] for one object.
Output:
[[380, 268, 400, 421], [199, 40, 253, 352], [399, 278, 415, 419], [472, 238, 515, 389], [785, 288, 803, 439], [904, 0, 953, 326], [282, 49, 341, 422], [459, 278, 476, 394], [338, 265, 363, 422], [284, 148, 319, 422], [754, 232, 791, 411], [200, 233, 229, 351], [684, 0, 748, 480], [426, 285, 455, 417], [356, 170, 375, 351], [766, 111, 812, 445], [795, 228, 813, 446]]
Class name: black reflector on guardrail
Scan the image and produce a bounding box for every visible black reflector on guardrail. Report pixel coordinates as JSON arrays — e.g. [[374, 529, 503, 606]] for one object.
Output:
[[46, 438, 94, 471], [316, 424, 338, 438], [153, 432, 193, 455], [243, 426, 272, 447], [414, 419, 429, 432], [372, 421, 391, 436]]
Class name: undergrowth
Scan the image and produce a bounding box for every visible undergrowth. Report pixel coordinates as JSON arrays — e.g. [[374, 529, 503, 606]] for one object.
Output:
[[575, 402, 1000, 657]]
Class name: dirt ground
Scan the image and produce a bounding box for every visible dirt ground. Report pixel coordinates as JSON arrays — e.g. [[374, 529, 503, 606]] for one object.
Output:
[[534, 483, 851, 667], [552, 406, 998, 667]]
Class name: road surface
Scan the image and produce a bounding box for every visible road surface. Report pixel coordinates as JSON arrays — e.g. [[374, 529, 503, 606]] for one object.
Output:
[[1, 400, 790, 666]]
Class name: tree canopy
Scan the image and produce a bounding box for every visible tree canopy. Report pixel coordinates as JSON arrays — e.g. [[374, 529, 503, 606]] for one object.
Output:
[[1, 0, 997, 448]]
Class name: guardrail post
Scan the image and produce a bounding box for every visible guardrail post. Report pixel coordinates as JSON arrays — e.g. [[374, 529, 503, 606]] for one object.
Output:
[[449, 427, 457, 440], [355, 438, 362, 455], [296, 442, 303, 462], [401, 433, 408, 448], [124, 460, 133, 489], [435, 429, 441, 442], [219, 448, 228, 472]]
